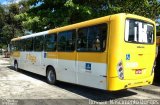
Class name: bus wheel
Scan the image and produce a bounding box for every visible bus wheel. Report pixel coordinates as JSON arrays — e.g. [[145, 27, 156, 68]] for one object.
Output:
[[47, 67, 56, 85], [14, 61, 18, 71]]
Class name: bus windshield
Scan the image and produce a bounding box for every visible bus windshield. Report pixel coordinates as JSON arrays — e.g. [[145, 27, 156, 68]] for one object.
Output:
[[125, 19, 154, 44]]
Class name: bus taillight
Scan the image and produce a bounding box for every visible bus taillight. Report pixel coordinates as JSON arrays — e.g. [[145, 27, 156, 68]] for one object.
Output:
[[117, 60, 124, 80]]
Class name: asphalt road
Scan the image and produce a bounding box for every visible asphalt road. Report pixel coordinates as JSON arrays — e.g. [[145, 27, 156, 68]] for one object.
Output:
[[0, 56, 159, 105]]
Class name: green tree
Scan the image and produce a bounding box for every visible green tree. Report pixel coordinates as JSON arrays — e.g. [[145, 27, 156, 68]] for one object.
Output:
[[18, 0, 159, 33], [5, 4, 23, 43], [4, 0, 160, 34], [0, 4, 5, 45], [110, 0, 160, 20], [0, 2, 25, 45]]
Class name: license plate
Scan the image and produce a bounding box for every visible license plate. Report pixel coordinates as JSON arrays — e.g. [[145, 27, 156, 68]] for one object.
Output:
[[135, 69, 142, 74]]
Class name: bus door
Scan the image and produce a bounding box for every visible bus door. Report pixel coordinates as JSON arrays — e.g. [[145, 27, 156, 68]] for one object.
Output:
[[31, 36, 45, 75], [57, 31, 77, 83], [76, 24, 108, 89], [25, 38, 35, 72], [57, 52, 77, 83], [29, 51, 44, 75], [20, 51, 26, 69], [13, 40, 25, 69]]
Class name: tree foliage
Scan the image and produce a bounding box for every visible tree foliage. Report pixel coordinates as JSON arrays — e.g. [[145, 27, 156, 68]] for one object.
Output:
[[0, 2, 25, 45], [16, 0, 160, 33], [0, 0, 160, 45]]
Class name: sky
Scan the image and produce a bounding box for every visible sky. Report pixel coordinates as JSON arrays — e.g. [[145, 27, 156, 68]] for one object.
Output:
[[0, 0, 21, 5]]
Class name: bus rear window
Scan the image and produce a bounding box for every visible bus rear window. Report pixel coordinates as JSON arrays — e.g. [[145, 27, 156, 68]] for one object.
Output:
[[125, 19, 154, 44]]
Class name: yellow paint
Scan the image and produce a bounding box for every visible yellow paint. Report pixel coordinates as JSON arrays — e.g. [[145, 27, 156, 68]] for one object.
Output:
[[26, 54, 37, 63], [77, 52, 107, 63], [46, 52, 107, 63], [58, 52, 76, 60], [11, 51, 20, 57], [107, 13, 156, 91], [107, 74, 154, 91], [46, 52, 58, 59]]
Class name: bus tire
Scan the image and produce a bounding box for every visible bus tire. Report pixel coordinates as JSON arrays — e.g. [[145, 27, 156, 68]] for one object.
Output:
[[14, 61, 19, 71], [46, 67, 56, 85]]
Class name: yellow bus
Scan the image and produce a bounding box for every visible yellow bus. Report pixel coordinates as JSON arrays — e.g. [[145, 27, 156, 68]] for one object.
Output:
[[10, 13, 156, 91]]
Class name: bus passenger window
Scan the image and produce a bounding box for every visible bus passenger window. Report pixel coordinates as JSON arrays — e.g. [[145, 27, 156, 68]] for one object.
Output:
[[58, 30, 76, 52], [34, 36, 44, 51], [20, 39, 26, 51], [77, 23, 107, 52], [45, 34, 57, 52], [26, 38, 33, 51], [77, 28, 87, 51], [11, 41, 18, 51]]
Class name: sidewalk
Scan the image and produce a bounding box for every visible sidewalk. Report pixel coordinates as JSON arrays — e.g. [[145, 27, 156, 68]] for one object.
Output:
[[0, 55, 10, 66], [133, 84, 160, 96]]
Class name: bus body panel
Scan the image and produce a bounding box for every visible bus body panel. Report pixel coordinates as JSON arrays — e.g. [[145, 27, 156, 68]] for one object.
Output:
[[107, 14, 156, 91], [27, 52, 45, 75], [19, 52, 28, 70], [57, 52, 77, 84], [122, 44, 155, 80], [10, 13, 156, 91], [108, 75, 154, 90], [77, 52, 107, 90], [122, 14, 156, 80], [107, 14, 125, 78], [44, 51, 107, 89]]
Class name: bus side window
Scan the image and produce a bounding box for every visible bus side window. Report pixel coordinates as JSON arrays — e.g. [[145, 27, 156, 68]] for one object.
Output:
[[13, 41, 20, 51], [26, 38, 33, 51], [11, 41, 16, 51], [34, 35, 44, 51], [58, 30, 76, 52], [45, 33, 57, 52], [77, 23, 107, 52], [77, 28, 88, 51], [20, 39, 26, 51]]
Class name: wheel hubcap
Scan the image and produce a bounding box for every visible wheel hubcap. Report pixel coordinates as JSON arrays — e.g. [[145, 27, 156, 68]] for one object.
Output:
[[14, 63, 18, 70], [48, 70, 55, 82]]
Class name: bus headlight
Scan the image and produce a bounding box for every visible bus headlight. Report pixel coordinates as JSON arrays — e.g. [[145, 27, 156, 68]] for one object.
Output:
[[117, 60, 124, 80]]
